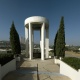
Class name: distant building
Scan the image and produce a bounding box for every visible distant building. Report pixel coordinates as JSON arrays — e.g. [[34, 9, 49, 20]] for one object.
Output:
[[65, 44, 70, 47], [78, 48, 80, 51], [20, 37, 25, 44], [0, 41, 11, 49], [0, 40, 25, 50]]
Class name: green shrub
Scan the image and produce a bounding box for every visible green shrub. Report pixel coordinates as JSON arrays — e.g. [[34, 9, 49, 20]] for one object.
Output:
[[62, 57, 80, 70], [0, 53, 14, 66]]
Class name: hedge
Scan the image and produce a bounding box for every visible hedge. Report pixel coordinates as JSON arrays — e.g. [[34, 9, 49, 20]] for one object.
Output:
[[62, 57, 80, 70], [0, 53, 14, 66]]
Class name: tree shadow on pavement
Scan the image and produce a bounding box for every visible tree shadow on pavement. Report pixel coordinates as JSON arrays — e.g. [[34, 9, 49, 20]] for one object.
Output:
[[2, 55, 38, 80], [2, 66, 37, 80]]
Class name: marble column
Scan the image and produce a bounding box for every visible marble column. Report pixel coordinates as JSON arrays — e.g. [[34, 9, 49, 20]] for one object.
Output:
[[45, 27, 49, 58], [32, 28, 34, 57], [25, 27, 29, 57], [40, 30, 41, 54], [29, 23, 33, 60], [41, 23, 45, 60]]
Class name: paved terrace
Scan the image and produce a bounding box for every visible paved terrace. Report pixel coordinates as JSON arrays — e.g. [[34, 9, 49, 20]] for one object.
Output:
[[2, 59, 71, 80]]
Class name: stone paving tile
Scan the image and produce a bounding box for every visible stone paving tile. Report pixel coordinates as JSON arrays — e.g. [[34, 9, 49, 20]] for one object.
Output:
[[50, 75, 71, 80], [38, 74, 51, 80]]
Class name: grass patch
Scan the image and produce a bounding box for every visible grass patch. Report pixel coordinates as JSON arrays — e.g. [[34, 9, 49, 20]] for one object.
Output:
[[62, 57, 80, 70]]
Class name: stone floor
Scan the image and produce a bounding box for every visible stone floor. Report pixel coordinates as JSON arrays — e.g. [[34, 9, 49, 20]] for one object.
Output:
[[2, 58, 71, 80]]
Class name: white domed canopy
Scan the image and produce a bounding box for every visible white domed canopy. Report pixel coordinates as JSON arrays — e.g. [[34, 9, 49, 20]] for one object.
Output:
[[24, 16, 49, 26]]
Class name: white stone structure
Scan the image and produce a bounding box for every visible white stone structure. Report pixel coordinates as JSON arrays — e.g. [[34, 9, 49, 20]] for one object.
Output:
[[24, 16, 49, 60]]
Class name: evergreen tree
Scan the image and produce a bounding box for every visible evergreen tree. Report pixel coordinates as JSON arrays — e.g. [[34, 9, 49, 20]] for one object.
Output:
[[54, 31, 58, 56], [10, 22, 21, 56], [56, 16, 65, 58]]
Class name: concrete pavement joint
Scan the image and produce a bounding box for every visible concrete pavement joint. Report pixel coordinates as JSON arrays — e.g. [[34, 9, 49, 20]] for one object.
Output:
[[16, 70, 64, 76]]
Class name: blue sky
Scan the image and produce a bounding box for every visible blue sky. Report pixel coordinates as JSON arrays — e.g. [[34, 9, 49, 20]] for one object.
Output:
[[0, 0, 80, 46]]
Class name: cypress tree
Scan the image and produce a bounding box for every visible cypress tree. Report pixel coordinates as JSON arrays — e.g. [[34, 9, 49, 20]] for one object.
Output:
[[56, 16, 65, 58], [10, 22, 21, 56], [54, 31, 58, 56]]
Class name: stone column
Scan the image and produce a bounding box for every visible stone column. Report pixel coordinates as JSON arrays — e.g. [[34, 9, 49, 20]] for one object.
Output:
[[40, 30, 41, 54], [25, 27, 29, 57], [41, 23, 45, 60], [29, 23, 33, 60], [45, 27, 49, 58], [32, 28, 34, 58]]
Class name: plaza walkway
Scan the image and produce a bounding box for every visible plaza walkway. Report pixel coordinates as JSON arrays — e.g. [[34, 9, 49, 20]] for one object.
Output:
[[2, 59, 71, 80]]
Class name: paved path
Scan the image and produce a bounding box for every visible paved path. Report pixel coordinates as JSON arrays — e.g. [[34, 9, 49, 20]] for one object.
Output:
[[2, 59, 71, 80]]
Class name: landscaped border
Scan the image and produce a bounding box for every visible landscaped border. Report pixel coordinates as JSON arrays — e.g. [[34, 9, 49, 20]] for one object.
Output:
[[0, 59, 16, 80], [54, 58, 80, 80], [62, 57, 80, 70]]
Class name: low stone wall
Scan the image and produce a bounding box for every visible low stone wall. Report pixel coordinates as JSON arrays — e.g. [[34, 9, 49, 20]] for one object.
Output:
[[0, 59, 16, 80], [54, 58, 60, 64], [54, 58, 80, 80], [60, 60, 80, 80]]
